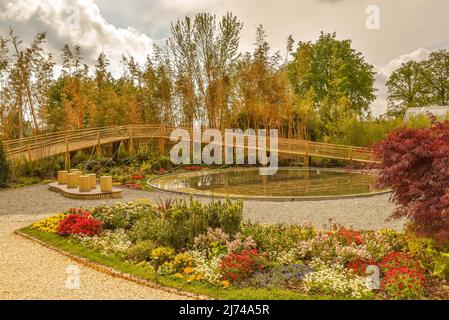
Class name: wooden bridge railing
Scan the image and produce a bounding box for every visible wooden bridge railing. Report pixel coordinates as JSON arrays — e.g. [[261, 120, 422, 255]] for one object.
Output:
[[2, 124, 375, 163]]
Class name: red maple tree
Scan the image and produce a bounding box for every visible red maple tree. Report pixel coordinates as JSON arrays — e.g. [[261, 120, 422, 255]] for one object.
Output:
[[373, 119, 449, 244]]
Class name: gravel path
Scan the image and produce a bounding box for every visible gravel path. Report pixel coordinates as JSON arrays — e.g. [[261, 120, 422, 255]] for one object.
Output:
[[0, 184, 404, 299], [0, 185, 186, 300]]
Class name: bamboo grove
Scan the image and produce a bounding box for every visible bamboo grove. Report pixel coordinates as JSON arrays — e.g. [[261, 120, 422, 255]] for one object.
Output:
[[2, 12, 437, 147]]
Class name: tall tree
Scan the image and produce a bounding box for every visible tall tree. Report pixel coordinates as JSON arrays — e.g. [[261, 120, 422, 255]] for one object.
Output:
[[423, 50, 449, 106], [0, 137, 10, 187], [386, 61, 429, 116], [289, 32, 376, 139], [0, 37, 10, 136], [9, 30, 48, 135], [233, 26, 294, 137], [168, 12, 242, 128]]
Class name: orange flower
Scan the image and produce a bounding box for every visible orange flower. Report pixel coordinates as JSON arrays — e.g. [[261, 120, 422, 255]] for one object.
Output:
[[221, 280, 230, 288], [183, 267, 194, 274]]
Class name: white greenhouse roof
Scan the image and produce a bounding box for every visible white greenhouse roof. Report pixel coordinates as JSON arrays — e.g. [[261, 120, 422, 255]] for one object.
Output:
[[404, 106, 449, 121]]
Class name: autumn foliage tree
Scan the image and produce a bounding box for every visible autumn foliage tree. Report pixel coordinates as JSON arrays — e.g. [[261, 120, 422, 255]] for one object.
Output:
[[373, 119, 449, 243], [0, 137, 10, 187]]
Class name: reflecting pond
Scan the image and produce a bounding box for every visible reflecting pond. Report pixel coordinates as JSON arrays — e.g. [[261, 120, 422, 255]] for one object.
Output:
[[149, 168, 382, 199]]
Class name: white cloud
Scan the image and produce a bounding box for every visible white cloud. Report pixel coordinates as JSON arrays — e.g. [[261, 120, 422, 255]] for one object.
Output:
[[377, 48, 431, 79], [2, 0, 448, 117], [0, 0, 154, 75]]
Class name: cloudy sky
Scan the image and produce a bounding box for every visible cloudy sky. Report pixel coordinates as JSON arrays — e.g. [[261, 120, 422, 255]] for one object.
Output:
[[1, 0, 448, 116]]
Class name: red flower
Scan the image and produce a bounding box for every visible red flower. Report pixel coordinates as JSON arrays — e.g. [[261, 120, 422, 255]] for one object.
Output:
[[184, 166, 202, 171], [58, 212, 102, 237], [381, 267, 427, 299], [220, 248, 267, 282], [335, 227, 364, 245], [346, 259, 377, 276], [379, 252, 423, 273]]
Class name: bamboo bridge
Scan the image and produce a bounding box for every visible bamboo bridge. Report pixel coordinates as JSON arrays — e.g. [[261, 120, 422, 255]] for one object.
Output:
[[2, 125, 376, 167]]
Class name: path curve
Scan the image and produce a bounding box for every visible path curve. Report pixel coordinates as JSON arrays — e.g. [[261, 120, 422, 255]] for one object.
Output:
[[0, 185, 185, 300]]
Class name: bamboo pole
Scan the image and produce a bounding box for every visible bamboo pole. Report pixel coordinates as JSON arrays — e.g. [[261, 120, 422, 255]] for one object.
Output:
[[65, 135, 70, 170]]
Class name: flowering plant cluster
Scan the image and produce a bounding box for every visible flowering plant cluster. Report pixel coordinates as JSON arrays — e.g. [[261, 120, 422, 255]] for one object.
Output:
[[382, 267, 427, 300], [346, 259, 378, 276], [74, 229, 133, 256], [334, 227, 364, 245], [220, 248, 268, 281], [188, 250, 225, 284], [303, 261, 371, 299], [123, 182, 143, 190], [57, 211, 102, 237], [29, 201, 448, 300], [379, 252, 423, 273], [183, 166, 203, 171], [378, 252, 426, 299], [31, 213, 66, 233]]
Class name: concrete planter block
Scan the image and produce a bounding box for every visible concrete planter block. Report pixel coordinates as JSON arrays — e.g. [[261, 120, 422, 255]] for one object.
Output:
[[79, 175, 91, 192], [100, 176, 113, 192], [67, 173, 79, 189], [87, 174, 97, 189], [57, 170, 68, 185]]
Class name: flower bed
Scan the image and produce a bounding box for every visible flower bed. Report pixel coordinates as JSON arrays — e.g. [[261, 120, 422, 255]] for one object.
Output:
[[27, 199, 449, 300]]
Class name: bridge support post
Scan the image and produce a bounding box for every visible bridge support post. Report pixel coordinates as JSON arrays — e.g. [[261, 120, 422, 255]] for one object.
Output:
[[126, 127, 134, 154], [112, 142, 120, 162], [349, 147, 353, 168], [158, 137, 165, 155], [96, 132, 101, 158], [304, 141, 310, 167], [27, 145, 32, 162], [65, 136, 70, 170]]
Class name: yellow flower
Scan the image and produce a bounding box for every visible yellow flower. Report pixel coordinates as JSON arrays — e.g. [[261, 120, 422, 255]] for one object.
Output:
[[31, 213, 66, 233], [175, 273, 184, 279], [187, 275, 196, 283], [183, 267, 194, 275], [195, 274, 203, 281], [221, 280, 230, 288]]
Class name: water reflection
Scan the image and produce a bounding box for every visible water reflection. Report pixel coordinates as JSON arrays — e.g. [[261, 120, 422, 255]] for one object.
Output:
[[152, 168, 378, 197]]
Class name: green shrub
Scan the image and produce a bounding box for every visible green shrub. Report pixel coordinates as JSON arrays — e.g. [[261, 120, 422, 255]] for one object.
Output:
[[130, 198, 243, 250], [0, 138, 11, 187], [158, 252, 195, 275], [433, 253, 449, 279], [71, 151, 90, 167], [243, 224, 316, 253], [151, 155, 173, 171], [205, 199, 243, 237], [80, 160, 101, 173], [11, 155, 64, 179], [126, 240, 157, 262], [406, 236, 438, 271], [157, 200, 208, 249], [150, 246, 175, 269], [91, 201, 154, 230]]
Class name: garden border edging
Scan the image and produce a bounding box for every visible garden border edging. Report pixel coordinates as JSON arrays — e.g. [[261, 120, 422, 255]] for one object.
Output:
[[14, 230, 211, 301]]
